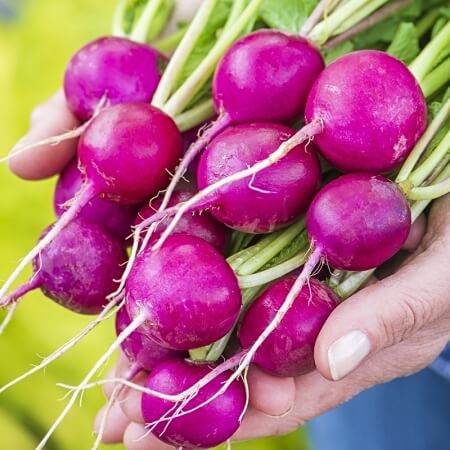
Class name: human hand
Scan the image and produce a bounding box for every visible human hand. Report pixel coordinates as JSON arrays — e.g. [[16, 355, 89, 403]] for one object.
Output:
[[93, 197, 449, 449]]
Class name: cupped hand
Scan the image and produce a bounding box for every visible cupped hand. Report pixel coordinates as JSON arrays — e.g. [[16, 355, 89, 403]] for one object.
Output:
[[91, 198, 449, 449]]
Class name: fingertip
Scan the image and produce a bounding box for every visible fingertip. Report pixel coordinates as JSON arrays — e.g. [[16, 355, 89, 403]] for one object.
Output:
[[247, 366, 295, 417], [9, 90, 80, 180], [94, 403, 129, 444], [119, 371, 147, 423], [123, 422, 173, 450], [403, 214, 427, 252]]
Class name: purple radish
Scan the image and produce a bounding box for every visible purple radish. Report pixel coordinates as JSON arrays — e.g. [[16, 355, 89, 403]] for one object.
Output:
[[54, 159, 138, 242], [239, 277, 338, 377], [307, 173, 411, 271], [1, 219, 126, 314], [116, 307, 186, 372], [305, 50, 427, 173], [204, 173, 412, 385], [64, 36, 166, 121], [126, 234, 241, 350], [213, 29, 324, 124], [150, 29, 324, 238], [135, 190, 230, 253], [0, 102, 182, 302], [141, 359, 246, 449], [156, 50, 427, 249], [196, 123, 321, 233], [138, 123, 321, 237]]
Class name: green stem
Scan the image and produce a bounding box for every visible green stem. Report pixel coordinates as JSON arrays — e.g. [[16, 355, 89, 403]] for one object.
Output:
[[335, 270, 375, 299], [152, 0, 218, 108], [416, 7, 442, 38], [154, 26, 188, 53], [411, 163, 450, 220], [407, 171, 450, 200], [328, 269, 345, 289], [236, 219, 306, 276], [128, 0, 164, 42], [409, 21, 450, 83], [162, 0, 264, 117], [407, 127, 450, 188], [173, 98, 215, 132], [238, 247, 310, 289], [333, 0, 389, 34], [396, 97, 450, 183], [223, 0, 248, 30], [421, 57, 450, 98], [227, 233, 281, 272], [112, 0, 128, 37], [308, 0, 388, 45]]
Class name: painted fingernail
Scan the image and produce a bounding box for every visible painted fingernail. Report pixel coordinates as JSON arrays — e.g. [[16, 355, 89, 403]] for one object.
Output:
[[328, 330, 371, 381]]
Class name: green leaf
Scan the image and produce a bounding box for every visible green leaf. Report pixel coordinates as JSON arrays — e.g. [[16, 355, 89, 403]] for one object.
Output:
[[387, 22, 420, 64], [260, 0, 318, 33], [323, 41, 354, 65], [173, 0, 233, 90]]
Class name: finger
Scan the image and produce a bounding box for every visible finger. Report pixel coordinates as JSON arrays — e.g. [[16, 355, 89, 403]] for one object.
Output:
[[314, 239, 449, 381], [403, 214, 427, 252], [9, 90, 79, 180], [247, 366, 295, 416], [123, 422, 174, 450], [104, 351, 132, 398], [119, 371, 147, 423], [94, 403, 130, 444]]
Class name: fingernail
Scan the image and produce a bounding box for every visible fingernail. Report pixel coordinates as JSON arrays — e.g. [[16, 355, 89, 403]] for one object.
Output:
[[328, 330, 371, 381]]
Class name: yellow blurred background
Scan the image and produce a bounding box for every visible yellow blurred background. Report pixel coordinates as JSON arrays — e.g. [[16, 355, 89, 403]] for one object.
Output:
[[0, 1, 306, 448]]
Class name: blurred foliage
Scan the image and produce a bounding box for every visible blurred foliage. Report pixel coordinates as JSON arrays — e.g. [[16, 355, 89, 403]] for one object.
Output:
[[0, 1, 306, 449]]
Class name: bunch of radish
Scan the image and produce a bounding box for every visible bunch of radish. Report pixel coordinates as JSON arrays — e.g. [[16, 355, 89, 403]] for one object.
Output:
[[1, 0, 450, 449]]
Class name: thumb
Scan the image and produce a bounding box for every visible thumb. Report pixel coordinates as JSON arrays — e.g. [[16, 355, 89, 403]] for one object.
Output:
[[314, 243, 449, 381]]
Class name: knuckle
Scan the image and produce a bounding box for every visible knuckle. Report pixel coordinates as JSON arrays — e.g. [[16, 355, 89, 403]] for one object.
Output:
[[378, 291, 429, 347]]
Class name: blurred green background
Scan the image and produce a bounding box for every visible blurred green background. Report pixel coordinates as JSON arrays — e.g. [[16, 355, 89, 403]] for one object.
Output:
[[0, 1, 307, 448]]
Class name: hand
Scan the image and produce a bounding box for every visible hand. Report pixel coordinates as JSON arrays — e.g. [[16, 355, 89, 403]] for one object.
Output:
[[93, 197, 449, 449]]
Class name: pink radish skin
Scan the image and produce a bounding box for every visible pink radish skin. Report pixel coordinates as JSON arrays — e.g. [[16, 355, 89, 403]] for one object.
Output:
[[115, 307, 186, 372], [54, 159, 138, 242], [239, 277, 338, 377], [305, 50, 427, 173], [135, 190, 230, 253], [213, 29, 325, 123], [141, 359, 246, 449], [197, 123, 321, 233], [126, 235, 241, 350], [64, 37, 166, 121], [150, 30, 324, 237], [78, 102, 182, 204], [307, 173, 412, 271], [2, 220, 126, 314]]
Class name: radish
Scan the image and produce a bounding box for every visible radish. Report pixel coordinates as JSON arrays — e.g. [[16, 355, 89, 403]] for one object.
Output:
[[138, 123, 321, 236], [0, 102, 182, 303], [0, 219, 126, 314], [141, 359, 246, 449], [54, 159, 138, 243], [135, 190, 230, 253], [156, 50, 427, 249], [115, 307, 186, 372], [148, 29, 324, 241], [126, 234, 241, 350], [304, 50, 427, 173], [238, 277, 339, 377], [64, 36, 166, 121]]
